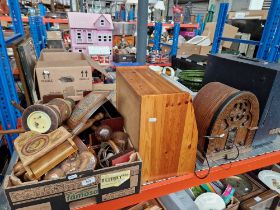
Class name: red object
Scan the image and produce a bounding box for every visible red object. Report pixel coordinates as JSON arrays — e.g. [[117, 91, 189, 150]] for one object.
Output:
[[173, 5, 184, 14], [112, 151, 135, 166]]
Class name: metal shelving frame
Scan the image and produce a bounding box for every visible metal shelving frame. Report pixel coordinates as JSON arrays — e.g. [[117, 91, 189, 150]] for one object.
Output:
[[0, 0, 24, 153], [29, 15, 47, 58], [211, 0, 280, 63], [151, 22, 180, 57]]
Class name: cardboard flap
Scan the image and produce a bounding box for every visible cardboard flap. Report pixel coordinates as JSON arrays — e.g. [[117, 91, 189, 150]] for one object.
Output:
[[202, 22, 239, 48], [84, 55, 111, 78]]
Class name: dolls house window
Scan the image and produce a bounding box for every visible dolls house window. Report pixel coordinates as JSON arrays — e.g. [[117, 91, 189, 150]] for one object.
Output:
[[100, 19, 105, 26], [77, 32, 82, 39], [88, 33, 92, 40], [108, 35, 112, 42], [98, 35, 102, 42], [103, 35, 107, 42]]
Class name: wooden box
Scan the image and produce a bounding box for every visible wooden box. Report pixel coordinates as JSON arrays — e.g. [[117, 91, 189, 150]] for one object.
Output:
[[14, 127, 77, 180], [4, 155, 142, 210], [240, 190, 279, 210], [113, 35, 135, 47], [116, 66, 198, 182], [225, 197, 240, 210], [113, 54, 136, 63]]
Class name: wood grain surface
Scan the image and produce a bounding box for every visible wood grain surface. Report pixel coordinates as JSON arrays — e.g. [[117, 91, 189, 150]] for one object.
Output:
[[117, 66, 198, 182]]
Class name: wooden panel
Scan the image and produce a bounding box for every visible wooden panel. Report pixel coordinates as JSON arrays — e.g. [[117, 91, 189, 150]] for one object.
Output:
[[140, 93, 196, 182], [117, 67, 198, 183], [178, 102, 198, 175], [29, 139, 77, 178], [116, 72, 141, 151], [117, 67, 182, 96]]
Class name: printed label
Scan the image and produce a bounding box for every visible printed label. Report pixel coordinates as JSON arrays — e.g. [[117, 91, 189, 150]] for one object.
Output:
[[148, 118, 157, 122], [269, 128, 280, 135], [234, 12, 245, 19], [68, 174, 78, 180], [81, 177, 96, 186], [65, 186, 98, 202], [100, 170, 130, 189], [254, 196, 262, 202]]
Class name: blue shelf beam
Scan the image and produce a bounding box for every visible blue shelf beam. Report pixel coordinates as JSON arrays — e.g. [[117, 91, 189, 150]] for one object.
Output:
[[170, 22, 180, 57], [210, 3, 229, 54], [38, 3, 51, 30], [0, 26, 20, 153], [152, 22, 162, 51], [0, 0, 24, 153], [29, 16, 47, 58], [256, 0, 280, 62], [7, 0, 25, 36], [5, 33, 22, 45], [220, 37, 259, 45]]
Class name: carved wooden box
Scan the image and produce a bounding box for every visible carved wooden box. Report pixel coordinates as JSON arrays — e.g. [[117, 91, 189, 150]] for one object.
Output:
[[14, 127, 77, 179]]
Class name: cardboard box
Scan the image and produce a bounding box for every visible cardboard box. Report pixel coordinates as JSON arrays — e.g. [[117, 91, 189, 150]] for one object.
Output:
[[4, 157, 142, 210], [113, 35, 135, 47], [93, 83, 116, 105], [202, 22, 239, 48], [47, 31, 62, 40], [177, 43, 211, 57], [4, 101, 142, 210], [228, 10, 268, 20], [35, 52, 93, 101]]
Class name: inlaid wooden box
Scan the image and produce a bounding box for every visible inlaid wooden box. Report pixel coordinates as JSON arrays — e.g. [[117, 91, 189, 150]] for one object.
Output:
[[116, 66, 198, 183]]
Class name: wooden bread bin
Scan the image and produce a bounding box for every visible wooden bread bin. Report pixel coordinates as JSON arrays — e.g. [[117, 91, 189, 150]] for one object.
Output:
[[116, 66, 198, 182]]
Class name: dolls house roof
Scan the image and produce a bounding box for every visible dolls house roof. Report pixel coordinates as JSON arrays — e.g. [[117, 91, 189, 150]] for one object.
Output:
[[68, 12, 114, 30]]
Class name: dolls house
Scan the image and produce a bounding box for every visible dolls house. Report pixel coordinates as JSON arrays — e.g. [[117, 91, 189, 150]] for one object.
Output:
[[68, 12, 114, 65]]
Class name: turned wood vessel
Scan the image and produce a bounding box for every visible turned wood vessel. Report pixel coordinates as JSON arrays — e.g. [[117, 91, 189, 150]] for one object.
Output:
[[22, 98, 74, 133]]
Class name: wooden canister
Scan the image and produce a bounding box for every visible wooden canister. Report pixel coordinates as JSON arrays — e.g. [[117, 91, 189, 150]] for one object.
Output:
[[22, 98, 74, 133]]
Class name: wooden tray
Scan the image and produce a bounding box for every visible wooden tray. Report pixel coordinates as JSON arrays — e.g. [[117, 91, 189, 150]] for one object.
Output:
[[221, 174, 266, 202]]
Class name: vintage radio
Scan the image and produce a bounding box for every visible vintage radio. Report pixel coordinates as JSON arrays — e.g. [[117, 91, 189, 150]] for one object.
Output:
[[193, 82, 259, 161], [204, 54, 280, 143], [116, 66, 198, 182]]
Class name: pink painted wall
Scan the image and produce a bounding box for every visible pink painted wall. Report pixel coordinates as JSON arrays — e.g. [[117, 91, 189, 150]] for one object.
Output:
[[71, 29, 112, 47], [95, 31, 113, 46]]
